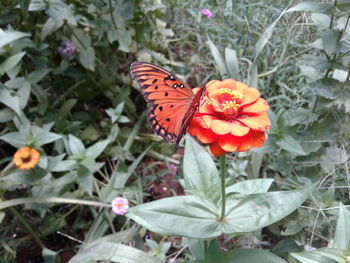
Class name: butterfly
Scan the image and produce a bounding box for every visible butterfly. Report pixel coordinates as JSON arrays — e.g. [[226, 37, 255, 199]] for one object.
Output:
[[130, 61, 206, 146]]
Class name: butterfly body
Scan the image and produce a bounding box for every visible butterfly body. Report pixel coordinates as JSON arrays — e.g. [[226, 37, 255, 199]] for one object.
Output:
[[130, 61, 205, 146]]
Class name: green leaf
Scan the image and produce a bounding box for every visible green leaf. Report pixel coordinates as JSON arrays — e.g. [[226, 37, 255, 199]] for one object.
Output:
[[225, 47, 240, 80], [0, 108, 14, 123], [226, 249, 287, 263], [322, 29, 341, 55], [277, 134, 306, 155], [127, 187, 312, 239], [28, 0, 46, 11], [5, 77, 31, 110], [0, 85, 21, 115], [0, 52, 26, 76], [0, 130, 28, 148], [183, 135, 220, 201], [337, 0, 350, 11], [69, 242, 163, 263], [286, 2, 335, 14], [79, 47, 95, 71], [103, 144, 153, 200], [127, 195, 221, 239], [86, 139, 110, 159], [226, 179, 274, 195], [116, 28, 132, 52], [223, 187, 312, 233], [41, 18, 63, 40], [200, 240, 226, 263], [34, 132, 62, 148], [58, 98, 77, 118], [42, 247, 59, 263], [253, 10, 285, 62], [291, 248, 346, 263], [310, 13, 331, 29], [320, 146, 348, 173], [207, 37, 228, 76], [77, 164, 93, 195], [331, 203, 350, 250], [0, 29, 30, 49], [286, 108, 318, 126], [183, 238, 205, 260], [310, 78, 340, 99], [51, 160, 76, 172], [46, 0, 76, 25], [68, 134, 86, 156]]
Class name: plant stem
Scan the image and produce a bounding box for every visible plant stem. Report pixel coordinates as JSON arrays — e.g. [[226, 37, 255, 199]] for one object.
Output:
[[9, 207, 44, 248], [220, 155, 226, 220]]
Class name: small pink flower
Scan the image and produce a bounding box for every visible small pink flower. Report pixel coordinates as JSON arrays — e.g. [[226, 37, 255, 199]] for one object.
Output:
[[169, 164, 177, 175], [201, 8, 213, 18], [111, 197, 129, 215]]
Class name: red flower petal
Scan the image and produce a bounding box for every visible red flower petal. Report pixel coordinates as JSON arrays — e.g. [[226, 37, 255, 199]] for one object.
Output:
[[237, 134, 253, 151], [196, 127, 217, 143], [230, 120, 250, 136], [211, 119, 231, 135], [218, 134, 240, 152], [238, 112, 271, 131], [210, 142, 227, 156], [252, 131, 267, 148], [240, 87, 260, 106], [242, 98, 269, 113]]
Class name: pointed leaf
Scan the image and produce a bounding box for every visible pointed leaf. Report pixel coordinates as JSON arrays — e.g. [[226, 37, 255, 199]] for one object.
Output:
[[0, 85, 21, 115], [127, 187, 312, 239], [79, 47, 95, 71], [286, 2, 335, 14], [69, 242, 162, 263], [127, 195, 221, 239], [226, 179, 274, 195], [183, 135, 220, 200], [207, 37, 228, 76], [0, 52, 26, 76], [277, 134, 306, 155], [322, 29, 341, 55], [331, 203, 350, 250], [222, 187, 312, 233], [227, 249, 287, 263], [0, 29, 30, 49], [68, 134, 85, 156], [86, 139, 110, 159], [225, 47, 240, 80], [35, 132, 62, 147]]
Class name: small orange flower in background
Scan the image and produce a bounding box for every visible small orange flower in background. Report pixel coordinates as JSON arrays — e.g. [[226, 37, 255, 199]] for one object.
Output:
[[13, 147, 40, 170], [189, 79, 271, 156]]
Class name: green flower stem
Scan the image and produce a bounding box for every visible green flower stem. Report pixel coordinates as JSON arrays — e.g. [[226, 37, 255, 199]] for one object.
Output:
[[220, 154, 227, 220], [9, 207, 44, 248]]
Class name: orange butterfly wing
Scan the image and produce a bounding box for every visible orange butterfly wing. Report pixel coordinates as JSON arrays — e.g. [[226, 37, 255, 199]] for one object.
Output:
[[130, 61, 205, 146]]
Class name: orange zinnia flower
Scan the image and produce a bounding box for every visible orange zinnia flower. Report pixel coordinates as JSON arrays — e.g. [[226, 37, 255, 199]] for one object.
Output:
[[13, 147, 40, 170], [189, 79, 271, 155]]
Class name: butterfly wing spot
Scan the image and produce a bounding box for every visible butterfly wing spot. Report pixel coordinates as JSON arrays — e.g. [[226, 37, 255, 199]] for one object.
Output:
[[130, 62, 200, 145]]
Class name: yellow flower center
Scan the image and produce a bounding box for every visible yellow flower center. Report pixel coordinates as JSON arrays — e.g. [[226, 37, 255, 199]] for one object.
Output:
[[217, 88, 243, 120], [21, 150, 31, 161], [222, 101, 239, 111], [218, 88, 243, 100]]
